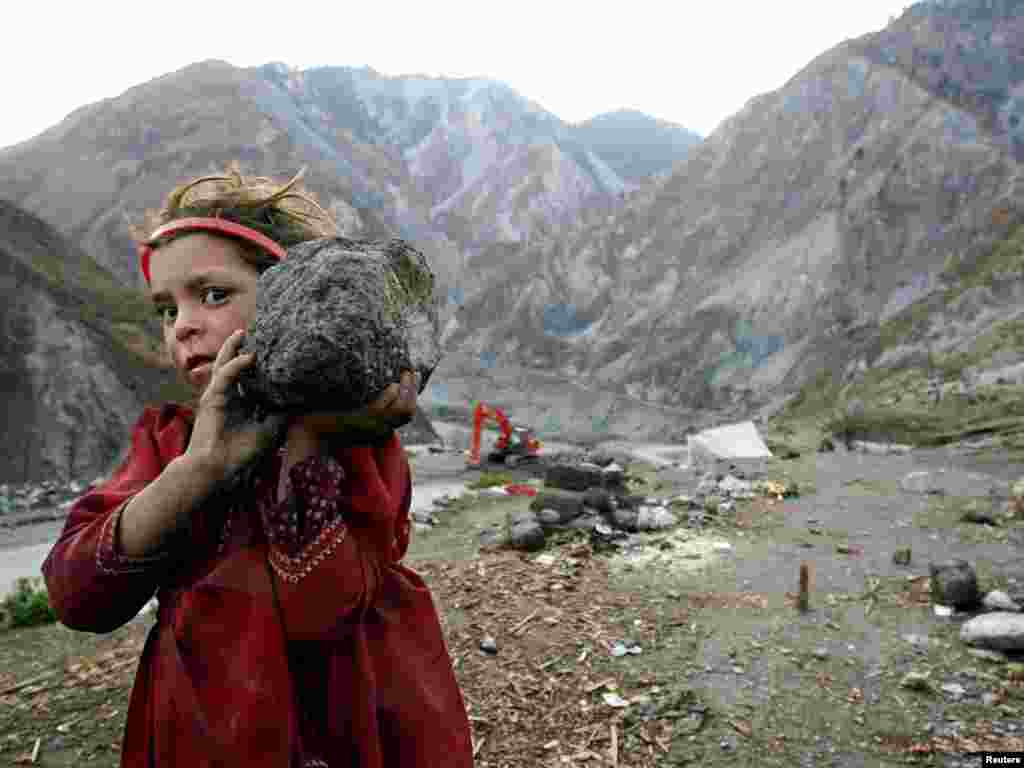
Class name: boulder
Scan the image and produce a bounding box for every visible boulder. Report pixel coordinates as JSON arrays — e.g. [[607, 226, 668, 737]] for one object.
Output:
[[544, 463, 608, 492], [479, 526, 509, 548], [982, 590, 1022, 613], [636, 506, 678, 531], [929, 560, 980, 610], [228, 237, 442, 424], [611, 506, 639, 532], [529, 489, 584, 522], [960, 612, 1024, 651], [718, 475, 753, 497], [507, 509, 538, 527], [582, 488, 615, 517], [509, 521, 546, 551], [535, 508, 563, 526]]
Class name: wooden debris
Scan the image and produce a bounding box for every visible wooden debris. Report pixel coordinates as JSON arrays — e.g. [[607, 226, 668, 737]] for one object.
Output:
[[30, 737, 40, 764]]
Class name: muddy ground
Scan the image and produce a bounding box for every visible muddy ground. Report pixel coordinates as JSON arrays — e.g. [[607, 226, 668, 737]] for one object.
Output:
[[2, 440, 1023, 767]]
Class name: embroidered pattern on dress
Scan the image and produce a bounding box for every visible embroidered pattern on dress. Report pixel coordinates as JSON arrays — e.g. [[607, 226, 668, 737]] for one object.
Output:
[[96, 498, 173, 575], [268, 517, 348, 584], [256, 449, 349, 584], [258, 451, 347, 557]]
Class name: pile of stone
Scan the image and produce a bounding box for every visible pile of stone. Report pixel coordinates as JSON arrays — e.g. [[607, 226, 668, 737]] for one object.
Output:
[[929, 559, 1024, 655], [475, 453, 775, 552]]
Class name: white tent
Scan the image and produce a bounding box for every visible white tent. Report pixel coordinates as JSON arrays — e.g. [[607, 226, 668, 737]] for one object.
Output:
[[687, 421, 773, 463]]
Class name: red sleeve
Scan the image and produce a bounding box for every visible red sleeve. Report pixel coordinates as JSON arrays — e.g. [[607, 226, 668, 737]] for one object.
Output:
[[40, 405, 191, 633], [267, 433, 412, 641]]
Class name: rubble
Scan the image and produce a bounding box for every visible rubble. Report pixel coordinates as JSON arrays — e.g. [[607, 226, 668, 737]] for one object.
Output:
[[929, 560, 980, 610], [960, 613, 1024, 651], [982, 591, 1022, 613]]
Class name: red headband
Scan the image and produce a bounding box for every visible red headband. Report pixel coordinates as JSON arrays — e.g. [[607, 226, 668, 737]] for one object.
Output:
[[138, 217, 286, 284]]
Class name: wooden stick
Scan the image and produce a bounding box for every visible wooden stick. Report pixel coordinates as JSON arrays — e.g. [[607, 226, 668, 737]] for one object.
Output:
[[610, 723, 618, 767], [510, 610, 539, 635], [30, 737, 41, 764], [472, 737, 485, 759], [798, 562, 811, 612]]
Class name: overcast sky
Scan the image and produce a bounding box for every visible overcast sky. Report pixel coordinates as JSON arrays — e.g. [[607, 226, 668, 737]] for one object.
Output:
[[2, 1, 912, 150]]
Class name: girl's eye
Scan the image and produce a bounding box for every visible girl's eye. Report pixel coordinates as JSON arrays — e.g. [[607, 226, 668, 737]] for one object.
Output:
[[154, 288, 229, 324]]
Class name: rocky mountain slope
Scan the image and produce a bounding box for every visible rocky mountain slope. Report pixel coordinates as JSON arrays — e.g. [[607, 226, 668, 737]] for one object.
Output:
[[441, 0, 1024, 443], [570, 109, 702, 183], [0, 200, 191, 484]]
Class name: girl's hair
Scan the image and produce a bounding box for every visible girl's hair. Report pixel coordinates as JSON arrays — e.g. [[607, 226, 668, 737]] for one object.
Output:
[[134, 162, 339, 272]]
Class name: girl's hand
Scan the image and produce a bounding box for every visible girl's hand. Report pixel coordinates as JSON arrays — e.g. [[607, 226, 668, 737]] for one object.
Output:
[[300, 370, 420, 445], [185, 329, 289, 477]]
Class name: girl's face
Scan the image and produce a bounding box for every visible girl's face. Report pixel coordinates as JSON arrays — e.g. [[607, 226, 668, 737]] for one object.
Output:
[[148, 233, 260, 395]]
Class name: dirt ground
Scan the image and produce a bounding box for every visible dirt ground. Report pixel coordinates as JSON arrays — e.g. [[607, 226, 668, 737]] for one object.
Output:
[[2, 442, 1024, 767]]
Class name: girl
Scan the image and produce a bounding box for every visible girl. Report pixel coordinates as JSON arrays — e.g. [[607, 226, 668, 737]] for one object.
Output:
[[41, 166, 474, 768]]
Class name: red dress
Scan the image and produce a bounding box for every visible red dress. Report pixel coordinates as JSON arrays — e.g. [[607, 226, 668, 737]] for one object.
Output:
[[41, 403, 474, 768]]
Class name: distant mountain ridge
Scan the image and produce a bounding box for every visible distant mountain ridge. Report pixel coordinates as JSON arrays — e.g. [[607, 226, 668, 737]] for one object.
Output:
[[570, 109, 703, 183]]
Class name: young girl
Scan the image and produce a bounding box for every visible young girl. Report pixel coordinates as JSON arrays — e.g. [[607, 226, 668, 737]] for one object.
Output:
[[41, 166, 474, 768]]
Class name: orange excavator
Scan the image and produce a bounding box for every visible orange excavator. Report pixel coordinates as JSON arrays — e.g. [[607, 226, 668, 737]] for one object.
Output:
[[466, 401, 543, 468]]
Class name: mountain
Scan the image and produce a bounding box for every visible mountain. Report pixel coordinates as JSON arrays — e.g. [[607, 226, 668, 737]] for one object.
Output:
[[0, 199, 193, 484], [438, 0, 1024, 446], [570, 110, 703, 183], [8, 0, 1024, 462]]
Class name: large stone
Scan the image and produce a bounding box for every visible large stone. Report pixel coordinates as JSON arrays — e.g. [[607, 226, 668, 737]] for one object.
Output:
[[582, 487, 615, 517], [544, 463, 608, 492], [229, 237, 443, 421], [529, 489, 584, 522], [929, 560, 980, 609], [509, 521, 546, 551], [983, 590, 1022, 613], [636, 506, 678, 531], [960, 612, 1024, 651]]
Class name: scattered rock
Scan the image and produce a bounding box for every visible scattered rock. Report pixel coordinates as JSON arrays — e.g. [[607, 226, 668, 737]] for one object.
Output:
[[983, 590, 1022, 613], [719, 475, 753, 497], [900, 672, 933, 692], [813, 647, 830, 660], [544, 464, 609, 492], [960, 613, 1024, 651], [941, 682, 967, 699], [635, 506, 678, 531], [929, 559, 980, 610], [478, 526, 509, 549], [582, 487, 615, 517], [535, 508, 562, 526], [528, 489, 584, 522], [480, 636, 498, 655], [961, 504, 999, 526], [901, 471, 943, 495], [893, 547, 912, 566], [509, 520, 546, 551]]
